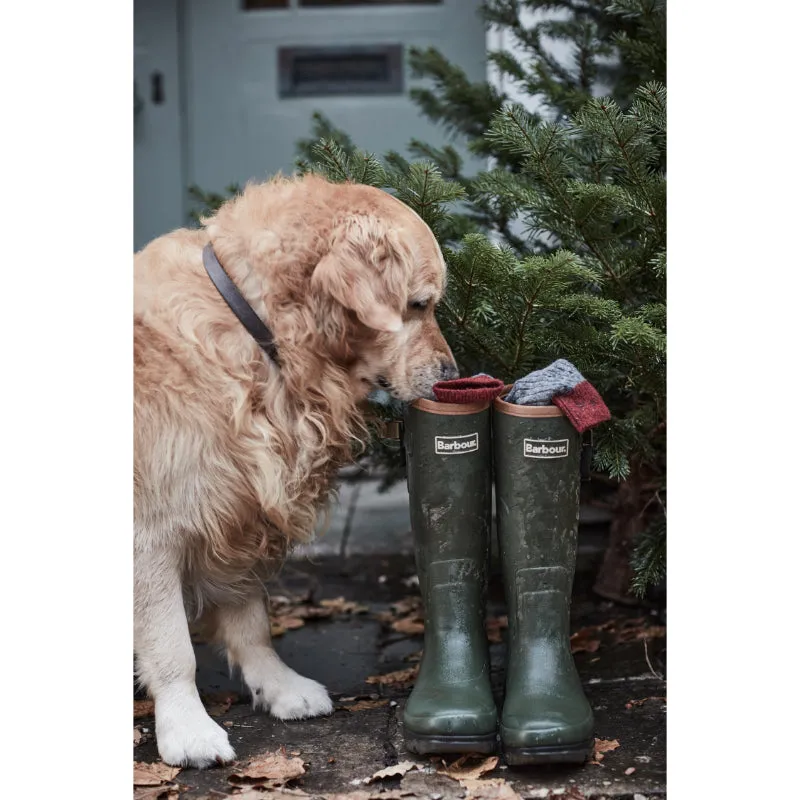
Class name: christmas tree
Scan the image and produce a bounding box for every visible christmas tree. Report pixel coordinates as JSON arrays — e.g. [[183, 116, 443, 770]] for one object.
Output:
[[190, 0, 666, 601]]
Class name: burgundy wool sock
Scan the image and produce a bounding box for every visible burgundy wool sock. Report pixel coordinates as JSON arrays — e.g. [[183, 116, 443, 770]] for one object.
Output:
[[432, 374, 505, 404], [552, 381, 611, 433]]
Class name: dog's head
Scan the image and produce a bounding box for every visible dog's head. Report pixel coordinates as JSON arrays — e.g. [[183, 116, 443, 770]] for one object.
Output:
[[311, 200, 457, 401]]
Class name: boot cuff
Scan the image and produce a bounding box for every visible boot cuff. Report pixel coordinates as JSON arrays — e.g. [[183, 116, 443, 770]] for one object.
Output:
[[432, 375, 506, 404]]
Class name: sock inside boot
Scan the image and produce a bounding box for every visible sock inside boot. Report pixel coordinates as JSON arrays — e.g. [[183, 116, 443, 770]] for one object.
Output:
[[432, 374, 505, 404], [506, 360, 611, 432]]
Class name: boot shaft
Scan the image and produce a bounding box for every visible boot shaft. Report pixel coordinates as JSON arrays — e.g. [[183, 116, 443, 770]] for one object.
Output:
[[404, 398, 493, 577], [492, 398, 583, 688]]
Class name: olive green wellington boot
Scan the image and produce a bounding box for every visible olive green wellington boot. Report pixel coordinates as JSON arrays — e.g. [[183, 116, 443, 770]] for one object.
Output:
[[402, 397, 498, 755], [493, 396, 594, 765]]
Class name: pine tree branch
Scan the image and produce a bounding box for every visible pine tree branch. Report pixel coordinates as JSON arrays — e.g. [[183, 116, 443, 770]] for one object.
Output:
[[597, 100, 664, 239], [503, 107, 632, 300]]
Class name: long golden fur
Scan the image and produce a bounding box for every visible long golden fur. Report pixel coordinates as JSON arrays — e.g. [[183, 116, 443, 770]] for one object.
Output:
[[133, 173, 456, 767]]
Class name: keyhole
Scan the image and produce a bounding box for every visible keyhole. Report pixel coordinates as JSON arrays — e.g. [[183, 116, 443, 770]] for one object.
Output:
[[151, 71, 165, 104]]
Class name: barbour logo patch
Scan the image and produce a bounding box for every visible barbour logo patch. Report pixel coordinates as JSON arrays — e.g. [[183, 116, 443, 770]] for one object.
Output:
[[524, 438, 569, 459], [435, 433, 479, 455]]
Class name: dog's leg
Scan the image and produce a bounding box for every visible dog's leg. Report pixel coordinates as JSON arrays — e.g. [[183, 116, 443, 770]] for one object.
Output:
[[213, 594, 333, 719], [134, 544, 236, 767]]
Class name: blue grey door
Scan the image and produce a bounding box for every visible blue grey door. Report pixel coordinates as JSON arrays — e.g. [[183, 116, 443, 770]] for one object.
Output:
[[134, 0, 185, 251], [183, 0, 486, 197]]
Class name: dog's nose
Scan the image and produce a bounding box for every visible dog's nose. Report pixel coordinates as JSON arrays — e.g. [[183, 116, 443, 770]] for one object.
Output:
[[440, 361, 459, 381]]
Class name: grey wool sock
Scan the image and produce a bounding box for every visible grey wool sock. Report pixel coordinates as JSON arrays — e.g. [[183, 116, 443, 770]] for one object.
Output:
[[505, 359, 585, 405]]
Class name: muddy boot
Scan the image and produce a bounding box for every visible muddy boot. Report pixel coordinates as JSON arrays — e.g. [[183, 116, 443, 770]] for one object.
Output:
[[493, 397, 594, 765], [402, 397, 497, 755]]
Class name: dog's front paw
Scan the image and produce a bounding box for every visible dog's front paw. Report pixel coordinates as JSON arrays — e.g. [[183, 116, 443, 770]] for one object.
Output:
[[156, 708, 236, 768], [254, 668, 333, 720]]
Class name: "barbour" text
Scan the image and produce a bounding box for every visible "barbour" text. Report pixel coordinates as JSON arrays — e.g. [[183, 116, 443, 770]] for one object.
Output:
[[435, 433, 479, 455], [523, 439, 569, 459]]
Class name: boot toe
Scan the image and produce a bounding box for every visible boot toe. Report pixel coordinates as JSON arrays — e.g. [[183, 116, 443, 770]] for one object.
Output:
[[501, 705, 593, 748], [404, 689, 497, 737]]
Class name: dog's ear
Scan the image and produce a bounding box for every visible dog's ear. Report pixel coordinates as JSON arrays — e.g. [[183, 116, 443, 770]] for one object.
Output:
[[312, 214, 410, 333]]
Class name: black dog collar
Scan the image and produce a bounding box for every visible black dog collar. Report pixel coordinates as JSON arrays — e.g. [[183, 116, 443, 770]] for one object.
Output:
[[202, 243, 279, 364]]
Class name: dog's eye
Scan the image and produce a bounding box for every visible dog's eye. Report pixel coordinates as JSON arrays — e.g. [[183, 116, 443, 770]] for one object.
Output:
[[409, 300, 429, 311]]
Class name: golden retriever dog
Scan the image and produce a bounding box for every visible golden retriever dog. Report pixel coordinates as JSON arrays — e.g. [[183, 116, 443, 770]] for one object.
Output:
[[134, 173, 457, 768]]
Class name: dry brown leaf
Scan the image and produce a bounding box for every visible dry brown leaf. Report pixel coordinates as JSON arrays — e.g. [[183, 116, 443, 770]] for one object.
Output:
[[390, 597, 422, 616], [392, 616, 425, 636], [134, 699, 155, 719], [365, 665, 419, 688], [365, 760, 422, 783], [625, 696, 667, 710], [133, 787, 179, 800], [589, 738, 620, 765], [569, 620, 616, 654], [227, 790, 309, 800], [460, 777, 520, 800], [134, 727, 142, 746], [230, 747, 306, 787], [287, 605, 334, 621], [133, 761, 181, 787], [485, 616, 508, 644], [560, 789, 589, 800], [613, 618, 666, 644], [439, 754, 499, 781], [343, 698, 390, 711], [320, 596, 369, 614], [281, 614, 310, 628], [570, 628, 602, 654]]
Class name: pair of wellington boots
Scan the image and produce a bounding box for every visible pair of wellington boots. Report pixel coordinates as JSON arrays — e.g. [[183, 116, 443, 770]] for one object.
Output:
[[402, 393, 593, 765]]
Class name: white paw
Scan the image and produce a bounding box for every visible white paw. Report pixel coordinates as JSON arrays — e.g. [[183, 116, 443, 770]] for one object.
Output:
[[252, 668, 333, 720], [156, 706, 236, 768]]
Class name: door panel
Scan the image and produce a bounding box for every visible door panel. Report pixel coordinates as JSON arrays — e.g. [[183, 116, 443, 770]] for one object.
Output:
[[184, 0, 485, 196], [134, 0, 185, 251]]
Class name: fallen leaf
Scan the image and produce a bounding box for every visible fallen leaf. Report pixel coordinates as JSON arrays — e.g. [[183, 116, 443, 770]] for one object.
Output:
[[320, 596, 369, 614], [570, 628, 602, 654], [230, 747, 306, 787], [343, 698, 390, 712], [134, 787, 179, 800], [133, 762, 181, 787], [561, 789, 589, 800], [625, 696, 667, 710], [589, 738, 620, 765], [365, 666, 419, 688], [391, 597, 422, 616], [392, 616, 425, 636], [569, 620, 616, 654], [485, 616, 508, 644], [625, 767, 637, 775], [226, 790, 309, 799], [439, 754, 499, 781], [134, 727, 142, 746], [459, 777, 520, 799], [365, 760, 422, 783], [613, 618, 666, 644], [134, 699, 155, 719]]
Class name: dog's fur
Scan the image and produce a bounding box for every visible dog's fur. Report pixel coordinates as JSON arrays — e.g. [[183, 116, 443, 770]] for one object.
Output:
[[134, 174, 457, 767]]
